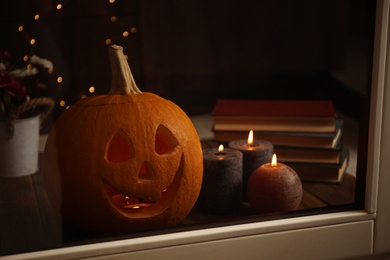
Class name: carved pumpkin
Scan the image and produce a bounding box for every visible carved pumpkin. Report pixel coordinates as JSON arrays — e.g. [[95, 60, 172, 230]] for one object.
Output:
[[44, 45, 203, 234]]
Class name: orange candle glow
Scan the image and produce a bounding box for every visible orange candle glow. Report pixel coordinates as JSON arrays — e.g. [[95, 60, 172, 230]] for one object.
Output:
[[271, 153, 277, 166], [247, 130, 254, 146]]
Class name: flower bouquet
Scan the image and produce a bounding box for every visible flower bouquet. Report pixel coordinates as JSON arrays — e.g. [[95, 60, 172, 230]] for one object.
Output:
[[0, 52, 55, 139]]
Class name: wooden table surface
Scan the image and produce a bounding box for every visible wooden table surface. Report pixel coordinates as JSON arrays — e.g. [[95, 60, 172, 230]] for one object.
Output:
[[0, 152, 355, 257]]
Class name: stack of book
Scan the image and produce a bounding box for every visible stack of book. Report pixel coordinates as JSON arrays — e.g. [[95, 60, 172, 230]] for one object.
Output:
[[212, 99, 349, 183]]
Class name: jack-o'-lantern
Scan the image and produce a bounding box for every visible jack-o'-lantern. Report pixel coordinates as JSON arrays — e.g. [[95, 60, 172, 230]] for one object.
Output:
[[44, 45, 203, 234]]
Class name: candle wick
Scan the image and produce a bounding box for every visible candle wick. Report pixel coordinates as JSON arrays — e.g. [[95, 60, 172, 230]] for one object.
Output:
[[215, 152, 227, 155]]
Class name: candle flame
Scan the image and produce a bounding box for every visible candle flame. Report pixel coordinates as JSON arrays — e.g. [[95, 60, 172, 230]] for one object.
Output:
[[248, 130, 254, 145], [218, 144, 224, 152], [271, 153, 277, 167]]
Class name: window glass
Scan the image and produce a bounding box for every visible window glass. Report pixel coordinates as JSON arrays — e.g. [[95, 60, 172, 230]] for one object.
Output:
[[0, 0, 376, 255]]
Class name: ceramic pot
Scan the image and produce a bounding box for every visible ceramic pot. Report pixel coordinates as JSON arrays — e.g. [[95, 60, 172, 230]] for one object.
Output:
[[0, 115, 40, 177]]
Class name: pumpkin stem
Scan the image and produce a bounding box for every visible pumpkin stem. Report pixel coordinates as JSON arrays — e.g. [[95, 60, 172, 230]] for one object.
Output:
[[108, 45, 142, 94]]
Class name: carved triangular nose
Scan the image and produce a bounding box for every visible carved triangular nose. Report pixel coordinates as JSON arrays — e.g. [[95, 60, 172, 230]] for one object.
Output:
[[138, 162, 153, 180]]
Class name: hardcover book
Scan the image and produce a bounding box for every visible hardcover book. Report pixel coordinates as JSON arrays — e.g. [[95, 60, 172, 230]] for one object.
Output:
[[212, 99, 337, 133], [274, 139, 343, 164], [213, 120, 343, 149], [287, 149, 349, 183]]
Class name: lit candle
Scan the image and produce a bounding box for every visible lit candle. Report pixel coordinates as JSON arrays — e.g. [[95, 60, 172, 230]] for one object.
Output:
[[200, 144, 243, 214], [228, 130, 273, 200], [247, 154, 302, 213]]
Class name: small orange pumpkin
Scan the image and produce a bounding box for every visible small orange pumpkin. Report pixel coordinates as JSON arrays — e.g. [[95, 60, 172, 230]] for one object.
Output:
[[44, 45, 203, 234]]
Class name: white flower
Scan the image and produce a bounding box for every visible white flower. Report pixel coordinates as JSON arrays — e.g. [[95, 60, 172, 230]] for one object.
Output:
[[30, 55, 53, 70], [10, 67, 38, 78]]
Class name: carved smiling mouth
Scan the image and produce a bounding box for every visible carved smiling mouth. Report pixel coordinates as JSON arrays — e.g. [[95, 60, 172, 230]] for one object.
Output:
[[104, 184, 167, 210], [103, 157, 184, 215]]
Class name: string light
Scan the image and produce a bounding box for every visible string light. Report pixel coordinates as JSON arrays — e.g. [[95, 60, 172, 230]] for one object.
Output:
[[110, 16, 117, 22], [16, 0, 138, 109], [13, 2, 69, 110]]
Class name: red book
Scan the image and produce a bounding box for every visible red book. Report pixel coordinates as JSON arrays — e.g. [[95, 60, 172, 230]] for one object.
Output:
[[212, 99, 337, 133]]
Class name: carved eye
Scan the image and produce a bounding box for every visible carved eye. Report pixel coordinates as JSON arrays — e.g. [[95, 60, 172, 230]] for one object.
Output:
[[155, 125, 179, 155], [107, 130, 133, 163]]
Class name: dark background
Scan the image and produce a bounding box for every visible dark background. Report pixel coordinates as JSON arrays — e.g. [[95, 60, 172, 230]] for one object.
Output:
[[0, 0, 376, 127], [0, 1, 378, 255]]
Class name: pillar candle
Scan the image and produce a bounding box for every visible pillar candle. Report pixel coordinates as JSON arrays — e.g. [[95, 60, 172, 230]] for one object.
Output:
[[228, 132, 273, 200], [247, 154, 302, 213], [200, 145, 243, 214]]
